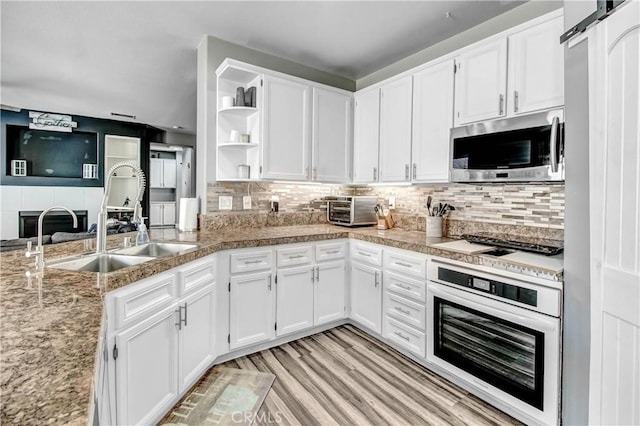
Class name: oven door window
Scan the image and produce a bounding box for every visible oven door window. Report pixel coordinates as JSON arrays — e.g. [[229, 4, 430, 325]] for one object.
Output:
[[452, 124, 562, 170], [434, 297, 545, 409]]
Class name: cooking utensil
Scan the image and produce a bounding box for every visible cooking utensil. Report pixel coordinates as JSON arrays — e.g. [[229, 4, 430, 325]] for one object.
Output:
[[427, 196, 432, 215]]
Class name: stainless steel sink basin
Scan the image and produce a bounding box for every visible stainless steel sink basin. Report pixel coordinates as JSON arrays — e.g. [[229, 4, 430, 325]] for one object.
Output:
[[47, 253, 156, 273], [113, 242, 199, 257]]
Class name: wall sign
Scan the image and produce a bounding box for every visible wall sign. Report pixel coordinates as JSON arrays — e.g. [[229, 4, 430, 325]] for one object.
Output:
[[28, 111, 78, 132]]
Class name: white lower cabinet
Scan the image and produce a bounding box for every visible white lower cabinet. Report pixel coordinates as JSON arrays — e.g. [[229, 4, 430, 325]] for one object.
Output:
[[314, 260, 346, 325], [115, 304, 179, 426], [178, 286, 216, 393], [350, 261, 382, 333], [107, 256, 216, 426], [229, 270, 275, 349], [276, 265, 315, 336]]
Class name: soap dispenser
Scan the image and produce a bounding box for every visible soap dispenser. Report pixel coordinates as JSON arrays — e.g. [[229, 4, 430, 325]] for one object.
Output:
[[136, 223, 150, 245]]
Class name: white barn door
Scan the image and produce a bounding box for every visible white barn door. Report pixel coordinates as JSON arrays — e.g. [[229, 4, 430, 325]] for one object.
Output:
[[588, 2, 640, 424]]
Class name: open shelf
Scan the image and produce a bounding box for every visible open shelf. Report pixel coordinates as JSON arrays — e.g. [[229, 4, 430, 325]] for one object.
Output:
[[219, 142, 260, 149], [218, 107, 258, 117]]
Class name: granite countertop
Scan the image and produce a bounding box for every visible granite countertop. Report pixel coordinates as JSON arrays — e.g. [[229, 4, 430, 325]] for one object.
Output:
[[0, 224, 563, 424]]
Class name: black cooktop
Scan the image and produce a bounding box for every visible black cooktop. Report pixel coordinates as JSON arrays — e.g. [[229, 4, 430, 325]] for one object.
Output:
[[462, 232, 564, 256]]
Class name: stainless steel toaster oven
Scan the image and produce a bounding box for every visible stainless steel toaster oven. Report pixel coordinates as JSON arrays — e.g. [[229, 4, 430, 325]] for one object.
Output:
[[326, 196, 377, 227]]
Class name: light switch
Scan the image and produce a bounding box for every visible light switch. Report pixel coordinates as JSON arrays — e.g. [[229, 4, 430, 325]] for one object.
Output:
[[389, 196, 396, 209], [219, 196, 233, 210], [243, 196, 252, 210]]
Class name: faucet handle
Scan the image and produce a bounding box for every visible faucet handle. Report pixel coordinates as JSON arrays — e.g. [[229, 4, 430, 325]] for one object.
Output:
[[25, 241, 39, 258]]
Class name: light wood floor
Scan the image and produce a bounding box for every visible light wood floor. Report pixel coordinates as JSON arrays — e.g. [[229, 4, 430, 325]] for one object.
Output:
[[220, 324, 521, 426]]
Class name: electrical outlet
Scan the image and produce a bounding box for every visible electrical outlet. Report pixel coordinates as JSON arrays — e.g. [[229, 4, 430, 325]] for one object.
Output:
[[219, 196, 233, 210], [389, 196, 396, 209], [243, 196, 252, 210]]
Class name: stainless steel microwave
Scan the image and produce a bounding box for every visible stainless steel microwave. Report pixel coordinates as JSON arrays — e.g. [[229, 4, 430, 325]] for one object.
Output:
[[326, 196, 377, 227], [450, 109, 565, 183]]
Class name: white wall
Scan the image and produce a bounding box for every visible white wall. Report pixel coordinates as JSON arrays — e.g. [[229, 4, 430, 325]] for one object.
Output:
[[0, 186, 103, 239]]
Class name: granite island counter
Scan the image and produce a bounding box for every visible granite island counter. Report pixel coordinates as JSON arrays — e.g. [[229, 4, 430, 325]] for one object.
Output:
[[0, 224, 562, 424]]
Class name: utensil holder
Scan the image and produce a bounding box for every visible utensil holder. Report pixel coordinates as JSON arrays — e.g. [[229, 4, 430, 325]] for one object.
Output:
[[426, 216, 443, 238], [377, 218, 388, 230]]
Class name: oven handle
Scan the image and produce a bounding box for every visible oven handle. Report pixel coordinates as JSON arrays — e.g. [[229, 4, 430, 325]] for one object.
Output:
[[428, 282, 559, 332]]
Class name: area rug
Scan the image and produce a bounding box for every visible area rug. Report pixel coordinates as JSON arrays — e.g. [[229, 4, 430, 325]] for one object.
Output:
[[158, 367, 275, 426]]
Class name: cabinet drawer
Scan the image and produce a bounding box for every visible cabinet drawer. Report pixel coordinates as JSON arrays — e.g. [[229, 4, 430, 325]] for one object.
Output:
[[179, 255, 215, 296], [277, 245, 313, 267], [384, 271, 426, 303], [384, 249, 427, 279], [350, 241, 383, 266], [230, 249, 273, 274], [113, 271, 178, 330], [315, 241, 346, 262], [384, 291, 425, 331], [384, 316, 426, 358]]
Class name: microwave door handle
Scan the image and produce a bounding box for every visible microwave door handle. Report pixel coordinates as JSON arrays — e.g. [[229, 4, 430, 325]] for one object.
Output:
[[550, 116, 559, 173]]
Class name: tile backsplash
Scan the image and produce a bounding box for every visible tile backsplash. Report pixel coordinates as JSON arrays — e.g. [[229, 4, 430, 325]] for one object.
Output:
[[206, 182, 565, 230]]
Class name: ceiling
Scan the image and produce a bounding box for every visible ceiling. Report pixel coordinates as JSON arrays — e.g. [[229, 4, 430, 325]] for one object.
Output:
[[1, 1, 526, 134]]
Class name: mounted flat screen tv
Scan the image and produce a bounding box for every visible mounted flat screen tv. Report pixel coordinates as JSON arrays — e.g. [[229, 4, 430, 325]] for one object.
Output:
[[6, 125, 98, 178]]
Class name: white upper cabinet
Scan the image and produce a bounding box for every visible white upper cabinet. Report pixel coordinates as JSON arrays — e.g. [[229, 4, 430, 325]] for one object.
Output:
[[454, 38, 508, 126], [353, 89, 381, 183], [150, 158, 177, 188], [312, 87, 352, 183], [262, 75, 311, 180], [507, 15, 564, 115], [379, 76, 413, 182], [411, 59, 454, 182]]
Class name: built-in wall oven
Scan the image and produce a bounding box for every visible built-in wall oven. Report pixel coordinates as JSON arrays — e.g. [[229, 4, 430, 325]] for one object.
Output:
[[427, 259, 562, 426]]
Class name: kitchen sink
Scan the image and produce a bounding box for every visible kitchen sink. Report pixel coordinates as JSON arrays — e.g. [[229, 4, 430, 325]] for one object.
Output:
[[47, 253, 156, 273], [112, 242, 199, 258]]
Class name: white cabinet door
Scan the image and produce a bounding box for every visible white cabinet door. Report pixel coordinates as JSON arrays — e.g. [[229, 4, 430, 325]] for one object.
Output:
[[379, 76, 413, 182], [150, 158, 163, 188], [150, 203, 163, 226], [276, 265, 314, 336], [353, 89, 380, 183], [262, 75, 311, 180], [412, 59, 454, 182], [349, 261, 382, 333], [229, 270, 275, 349], [314, 260, 346, 325], [115, 305, 179, 426], [454, 38, 508, 125], [178, 286, 215, 393], [508, 16, 564, 115], [162, 159, 177, 188], [163, 203, 176, 226], [312, 87, 352, 183]]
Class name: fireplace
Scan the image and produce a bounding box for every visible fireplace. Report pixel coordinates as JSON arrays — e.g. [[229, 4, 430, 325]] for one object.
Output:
[[19, 210, 88, 238]]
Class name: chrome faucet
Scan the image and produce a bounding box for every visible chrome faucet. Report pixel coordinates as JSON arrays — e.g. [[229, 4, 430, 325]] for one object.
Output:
[[97, 161, 146, 254], [25, 206, 78, 268]]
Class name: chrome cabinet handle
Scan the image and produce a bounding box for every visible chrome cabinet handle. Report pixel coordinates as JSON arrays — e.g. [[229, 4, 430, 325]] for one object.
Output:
[[514, 90, 519, 113], [288, 254, 304, 259], [394, 306, 411, 315], [405, 164, 409, 180], [358, 251, 371, 257], [412, 163, 417, 180], [244, 260, 262, 265], [499, 94, 504, 115], [396, 261, 412, 268], [550, 116, 560, 173], [374, 270, 380, 287], [183, 302, 188, 327], [268, 274, 272, 291], [316, 266, 320, 281], [175, 306, 183, 330], [326, 250, 340, 254], [311, 268, 315, 283], [373, 167, 378, 181], [313, 167, 317, 180], [394, 331, 410, 341], [397, 283, 412, 291]]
